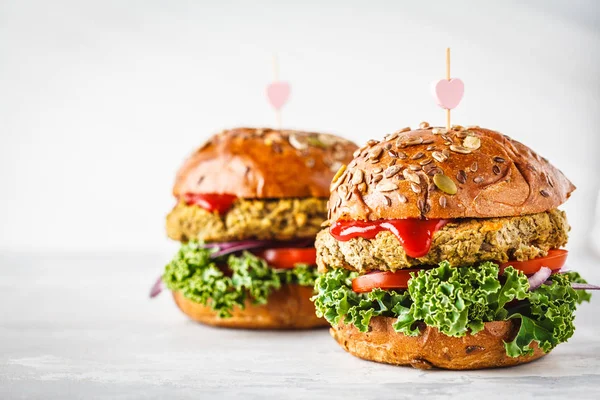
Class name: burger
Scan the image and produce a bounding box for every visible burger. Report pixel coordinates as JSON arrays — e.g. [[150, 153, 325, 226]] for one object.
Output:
[[156, 127, 357, 329], [312, 124, 592, 369]]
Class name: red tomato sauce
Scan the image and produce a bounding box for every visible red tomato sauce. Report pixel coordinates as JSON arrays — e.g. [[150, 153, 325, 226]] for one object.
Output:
[[182, 193, 237, 214], [330, 218, 448, 258]]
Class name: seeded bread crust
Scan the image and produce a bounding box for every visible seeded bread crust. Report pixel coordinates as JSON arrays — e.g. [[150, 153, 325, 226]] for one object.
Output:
[[316, 209, 569, 273], [173, 128, 357, 200], [330, 317, 547, 370], [171, 285, 328, 329], [328, 126, 575, 221]]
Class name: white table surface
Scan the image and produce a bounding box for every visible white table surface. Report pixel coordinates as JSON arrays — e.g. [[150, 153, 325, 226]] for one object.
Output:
[[1, 252, 599, 400]]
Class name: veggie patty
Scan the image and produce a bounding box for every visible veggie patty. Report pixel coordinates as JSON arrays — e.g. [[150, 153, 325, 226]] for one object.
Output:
[[167, 197, 327, 242]]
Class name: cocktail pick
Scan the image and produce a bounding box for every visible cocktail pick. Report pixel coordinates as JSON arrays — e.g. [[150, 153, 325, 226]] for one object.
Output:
[[266, 54, 291, 130], [431, 48, 464, 130]]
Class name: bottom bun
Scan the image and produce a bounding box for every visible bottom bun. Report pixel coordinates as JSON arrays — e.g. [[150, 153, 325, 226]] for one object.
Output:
[[330, 316, 547, 370], [172, 284, 328, 329]]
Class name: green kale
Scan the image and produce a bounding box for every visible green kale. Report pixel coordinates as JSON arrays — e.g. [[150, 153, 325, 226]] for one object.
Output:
[[312, 261, 591, 358], [163, 241, 319, 318], [564, 271, 593, 303], [312, 268, 411, 332], [505, 273, 586, 356]]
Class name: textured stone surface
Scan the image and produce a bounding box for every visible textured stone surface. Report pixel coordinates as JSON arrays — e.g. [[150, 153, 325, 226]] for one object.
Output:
[[1, 252, 599, 399]]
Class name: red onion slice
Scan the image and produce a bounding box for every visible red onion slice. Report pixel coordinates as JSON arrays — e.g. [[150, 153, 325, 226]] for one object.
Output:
[[570, 283, 600, 290], [204, 240, 266, 250], [527, 267, 552, 291], [149, 276, 164, 298], [541, 281, 600, 290], [207, 239, 313, 258], [208, 241, 273, 258]]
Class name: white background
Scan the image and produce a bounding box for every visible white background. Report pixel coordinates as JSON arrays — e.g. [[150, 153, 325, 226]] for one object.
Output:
[[1, 0, 599, 260]]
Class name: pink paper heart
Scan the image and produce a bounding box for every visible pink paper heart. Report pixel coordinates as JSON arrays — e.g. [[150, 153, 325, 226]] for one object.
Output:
[[266, 81, 291, 110], [432, 78, 464, 110]]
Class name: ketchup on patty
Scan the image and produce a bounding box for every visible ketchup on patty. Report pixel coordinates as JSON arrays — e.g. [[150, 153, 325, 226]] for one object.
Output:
[[182, 193, 237, 214], [330, 218, 448, 258]]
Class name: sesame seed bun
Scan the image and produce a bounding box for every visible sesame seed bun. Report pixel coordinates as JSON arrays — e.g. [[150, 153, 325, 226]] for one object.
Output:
[[173, 128, 358, 200], [328, 126, 575, 221], [171, 285, 328, 329], [331, 316, 547, 370]]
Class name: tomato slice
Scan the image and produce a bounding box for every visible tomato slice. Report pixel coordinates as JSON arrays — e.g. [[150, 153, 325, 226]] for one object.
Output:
[[351, 250, 568, 293], [352, 270, 421, 293], [253, 248, 317, 269], [499, 249, 568, 275]]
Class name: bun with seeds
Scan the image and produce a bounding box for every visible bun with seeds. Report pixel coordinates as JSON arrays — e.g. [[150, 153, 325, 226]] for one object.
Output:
[[329, 126, 574, 222], [175, 128, 357, 199], [313, 123, 592, 369], [330, 317, 546, 370], [156, 127, 358, 329], [172, 285, 323, 329]]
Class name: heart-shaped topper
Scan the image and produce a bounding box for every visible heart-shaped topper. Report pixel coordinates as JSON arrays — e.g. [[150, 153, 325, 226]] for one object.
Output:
[[432, 78, 464, 110], [267, 81, 291, 110]]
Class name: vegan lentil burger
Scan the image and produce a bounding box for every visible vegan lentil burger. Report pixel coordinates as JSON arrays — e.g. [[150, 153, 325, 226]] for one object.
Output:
[[160, 127, 357, 329], [313, 124, 592, 368]]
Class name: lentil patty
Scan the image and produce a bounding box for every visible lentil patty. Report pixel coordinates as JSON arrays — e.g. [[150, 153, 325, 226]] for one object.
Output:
[[167, 198, 327, 242], [316, 209, 569, 273]]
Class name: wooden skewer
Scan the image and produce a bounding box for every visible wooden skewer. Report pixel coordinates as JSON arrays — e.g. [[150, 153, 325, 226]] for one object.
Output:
[[272, 54, 281, 129], [446, 47, 451, 130]]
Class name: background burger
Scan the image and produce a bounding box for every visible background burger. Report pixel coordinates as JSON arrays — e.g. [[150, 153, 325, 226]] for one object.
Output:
[[313, 124, 592, 369], [154, 127, 357, 329]]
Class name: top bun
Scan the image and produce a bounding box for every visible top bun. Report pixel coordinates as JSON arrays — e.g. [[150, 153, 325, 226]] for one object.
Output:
[[173, 128, 358, 199], [328, 125, 575, 221]]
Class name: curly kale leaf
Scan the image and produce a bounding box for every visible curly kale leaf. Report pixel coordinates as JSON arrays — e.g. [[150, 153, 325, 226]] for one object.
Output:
[[163, 241, 319, 318], [564, 271, 593, 304], [397, 262, 528, 337], [505, 273, 589, 356], [312, 268, 411, 332], [281, 264, 320, 287], [313, 261, 591, 358]]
